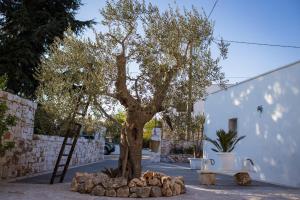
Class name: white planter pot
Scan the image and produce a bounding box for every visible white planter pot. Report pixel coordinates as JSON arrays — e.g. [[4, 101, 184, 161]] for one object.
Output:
[[217, 152, 235, 171], [188, 158, 202, 169]]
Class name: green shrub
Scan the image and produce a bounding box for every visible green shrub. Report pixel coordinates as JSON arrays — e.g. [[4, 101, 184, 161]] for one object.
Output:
[[143, 118, 162, 148], [143, 123, 152, 148], [205, 129, 246, 152], [103, 111, 126, 143], [170, 145, 194, 155], [183, 146, 194, 154], [170, 146, 184, 154], [34, 105, 62, 136], [143, 132, 151, 148]]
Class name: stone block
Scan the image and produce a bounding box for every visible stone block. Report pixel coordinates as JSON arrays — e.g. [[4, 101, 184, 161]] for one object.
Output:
[[200, 172, 216, 185], [105, 189, 116, 197], [116, 186, 129, 197], [91, 185, 105, 196], [234, 172, 251, 186], [150, 186, 162, 197], [131, 187, 151, 198]]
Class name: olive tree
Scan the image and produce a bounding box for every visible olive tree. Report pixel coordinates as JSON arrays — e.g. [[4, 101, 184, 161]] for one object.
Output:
[[36, 0, 227, 179]]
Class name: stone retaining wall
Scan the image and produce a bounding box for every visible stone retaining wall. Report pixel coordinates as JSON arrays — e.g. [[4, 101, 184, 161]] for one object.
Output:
[[160, 139, 194, 156], [160, 154, 192, 163], [0, 91, 104, 180], [160, 139, 194, 163]]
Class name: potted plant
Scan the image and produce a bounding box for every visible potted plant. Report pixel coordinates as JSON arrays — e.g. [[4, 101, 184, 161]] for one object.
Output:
[[189, 114, 205, 169], [205, 129, 245, 171]]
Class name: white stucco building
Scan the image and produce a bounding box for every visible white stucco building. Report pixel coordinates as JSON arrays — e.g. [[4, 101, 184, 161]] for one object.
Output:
[[193, 85, 222, 115], [199, 60, 300, 187]]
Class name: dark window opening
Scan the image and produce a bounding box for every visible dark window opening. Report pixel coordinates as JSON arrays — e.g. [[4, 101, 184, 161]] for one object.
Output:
[[228, 118, 238, 133]]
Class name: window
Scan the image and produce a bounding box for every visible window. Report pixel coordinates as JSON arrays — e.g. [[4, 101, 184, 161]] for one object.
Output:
[[228, 118, 237, 132]]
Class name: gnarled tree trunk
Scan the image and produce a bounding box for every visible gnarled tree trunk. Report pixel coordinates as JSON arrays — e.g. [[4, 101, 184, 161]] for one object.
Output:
[[118, 112, 148, 179], [114, 52, 170, 179]]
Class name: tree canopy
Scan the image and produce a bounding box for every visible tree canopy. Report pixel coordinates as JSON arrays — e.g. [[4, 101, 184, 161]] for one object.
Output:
[[0, 0, 94, 98], [36, 0, 228, 178]]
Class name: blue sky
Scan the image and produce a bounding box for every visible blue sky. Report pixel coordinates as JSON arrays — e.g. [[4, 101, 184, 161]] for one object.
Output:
[[77, 0, 300, 83]]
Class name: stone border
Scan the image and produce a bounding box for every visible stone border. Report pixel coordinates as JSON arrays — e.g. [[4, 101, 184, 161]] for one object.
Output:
[[71, 171, 186, 198]]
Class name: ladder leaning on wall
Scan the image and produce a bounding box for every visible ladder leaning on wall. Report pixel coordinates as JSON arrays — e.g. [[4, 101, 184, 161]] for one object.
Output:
[[50, 93, 90, 184]]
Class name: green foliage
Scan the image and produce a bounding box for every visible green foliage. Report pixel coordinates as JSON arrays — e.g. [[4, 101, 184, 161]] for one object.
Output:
[[164, 112, 188, 140], [184, 146, 195, 154], [143, 133, 151, 148], [34, 105, 66, 136], [104, 111, 126, 143], [37, 0, 227, 124], [0, 0, 94, 98], [192, 114, 206, 135], [36, 0, 228, 175], [93, 0, 227, 108], [0, 74, 7, 90], [205, 129, 246, 152], [170, 146, 194, 155], [193, 114, 205, 157], [144, 118, 161, 132], [114, 112, 126, 124], [164, 112, 205, 141], [143, 118, 161, 148], [0, 100, 17, 156], [104, 113, 162, 148], [35, 104, 100, 137], [35, 30, 107, 123]]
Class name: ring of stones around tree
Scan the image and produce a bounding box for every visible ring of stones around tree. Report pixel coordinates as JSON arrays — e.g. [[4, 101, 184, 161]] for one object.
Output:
[[71, 171, 186, 198]]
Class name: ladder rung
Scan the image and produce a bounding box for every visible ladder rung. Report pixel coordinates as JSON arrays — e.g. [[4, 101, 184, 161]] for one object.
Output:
[[51, 115, 85, 184]]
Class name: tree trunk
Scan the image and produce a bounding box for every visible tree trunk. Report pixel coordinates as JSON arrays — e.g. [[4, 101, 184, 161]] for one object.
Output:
[[186, 44, 193, 141], [118, 118, 145, 179]]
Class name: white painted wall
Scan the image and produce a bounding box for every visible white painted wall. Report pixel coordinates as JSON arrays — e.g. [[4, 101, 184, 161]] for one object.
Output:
[[193, 85, 223, 115], [203, 61, 300, 187]]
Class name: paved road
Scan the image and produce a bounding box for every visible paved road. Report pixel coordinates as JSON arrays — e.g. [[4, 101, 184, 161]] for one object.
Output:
[[15, 155, 158, 184], [15, 155, 119, 184], [16, 155, 284, 188], [1, 155, 299, 200]]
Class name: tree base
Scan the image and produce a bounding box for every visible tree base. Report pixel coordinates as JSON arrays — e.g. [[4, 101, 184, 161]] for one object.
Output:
[[71, 171, 186, 198]]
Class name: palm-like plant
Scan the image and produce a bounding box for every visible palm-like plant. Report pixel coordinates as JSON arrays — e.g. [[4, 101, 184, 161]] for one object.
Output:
[[205, 129, 246, 152]]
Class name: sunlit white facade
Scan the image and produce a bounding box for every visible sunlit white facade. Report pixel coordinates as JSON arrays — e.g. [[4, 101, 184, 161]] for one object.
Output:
[[200, 60, 300, 187]]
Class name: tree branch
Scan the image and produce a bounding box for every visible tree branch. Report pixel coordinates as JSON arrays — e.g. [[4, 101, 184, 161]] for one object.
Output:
[[134, 76, 141, 102], [127, 75, 142, 102], [107, 33, 123, 45], [93, 100, 122, 128], [115, 52, 137, 108], [147, 67, 175, 113], [122, 23, 134, 44], [104, 92, 117, 99]]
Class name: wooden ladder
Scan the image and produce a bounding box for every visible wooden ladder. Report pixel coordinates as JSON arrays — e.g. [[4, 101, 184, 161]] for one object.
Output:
[[50, 95, 90, 184]]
